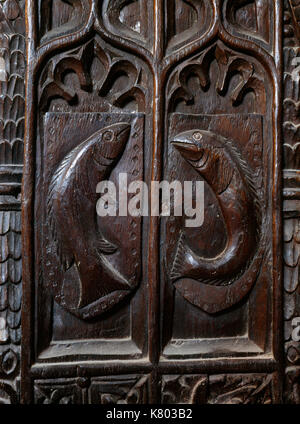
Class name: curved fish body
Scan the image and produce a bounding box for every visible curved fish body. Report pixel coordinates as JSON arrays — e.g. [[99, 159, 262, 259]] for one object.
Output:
[[170, 129, 264, 313], [47, 123, 131, 311]]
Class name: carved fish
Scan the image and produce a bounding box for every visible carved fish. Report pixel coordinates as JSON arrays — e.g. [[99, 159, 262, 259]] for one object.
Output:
[[47, 123, 131, 316], [170, 129, 265, 314]]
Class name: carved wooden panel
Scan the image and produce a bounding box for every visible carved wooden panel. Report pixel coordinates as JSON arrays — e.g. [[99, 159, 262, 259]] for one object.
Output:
[[161, 374, 274, 404], [0, 0, 25, 404], [34, 375, 148, 404], [283, 0, 300, 404], [161, 4, 280, 359], [11, 0, 296, 405]]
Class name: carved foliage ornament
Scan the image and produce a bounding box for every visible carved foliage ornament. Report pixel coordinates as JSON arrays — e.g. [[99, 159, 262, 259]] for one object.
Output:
[[21, 0, 283, 405], [39, 38, 146, 112], [161, 374, 273, 404], [168, 41, 266, 113]]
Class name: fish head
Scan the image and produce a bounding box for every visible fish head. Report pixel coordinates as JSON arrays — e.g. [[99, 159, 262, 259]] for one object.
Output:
[[92, 122, 131, 163], [171, 129, 224, 168]]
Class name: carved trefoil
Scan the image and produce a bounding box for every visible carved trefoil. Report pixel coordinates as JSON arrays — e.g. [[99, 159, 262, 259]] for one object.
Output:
[[161, 9, 282, 360]]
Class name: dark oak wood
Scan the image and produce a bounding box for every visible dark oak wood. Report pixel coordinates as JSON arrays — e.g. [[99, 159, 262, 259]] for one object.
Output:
[[0, 0, 298, 404], [0, 0, 25, 404], [283, 0, 300, 404], [21, 0, 283, 404]]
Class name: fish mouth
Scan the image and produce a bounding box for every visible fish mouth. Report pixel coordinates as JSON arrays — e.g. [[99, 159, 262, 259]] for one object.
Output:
[[116, 123, 131, 141], [171, 136, 201, 161]]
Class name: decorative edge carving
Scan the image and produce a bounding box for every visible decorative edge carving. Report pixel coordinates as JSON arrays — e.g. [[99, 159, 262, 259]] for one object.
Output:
[[167, 41, 266, 113], [161, 374, 273, 404], [283, 0, 300, 406], [34, 375, 148, 404], [39, 38, 146, 113], [22, 0, 284, 404], [0, 0, 24, 405]]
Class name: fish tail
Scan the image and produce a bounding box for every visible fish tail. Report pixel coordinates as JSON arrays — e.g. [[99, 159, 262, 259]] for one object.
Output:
[[174, 237, 266, 314]]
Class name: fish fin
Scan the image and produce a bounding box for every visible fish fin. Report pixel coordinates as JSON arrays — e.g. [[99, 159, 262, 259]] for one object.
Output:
[[47, 141, 89, 269], [47, 192, 75, 271], [97, 236, 117, 254], [226, 138, 262, 228], [215, 152, 234, 195], [170, 231, 185, 281], [47, 129, 107, 269], [47, 206, 75, 271]]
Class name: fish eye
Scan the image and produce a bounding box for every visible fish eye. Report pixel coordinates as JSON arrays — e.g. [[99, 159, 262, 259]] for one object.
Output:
[[102, 130, 114, 142], [193, 131, 202, 141]]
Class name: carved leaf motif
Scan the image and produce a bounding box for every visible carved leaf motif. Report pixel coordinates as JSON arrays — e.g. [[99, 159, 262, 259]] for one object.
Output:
[[39, 39, 146, 112], [35, 375, 148, 405], [284, 218, 300, 366], [0, 1, 24, 404], [34, 379, 80, 404], [0, 1, 25, 35], [97, 57, 145, 110], [207, 374, 273, 404], [0, 380, 18, 404], [283, 0, 300, 398], [161, 374, 273, 404], [162, 375, 207, 404], [168, 42, 266, 113], [283, 48, 300, 170], [285, 368, 300, 404], [15, 0, 291, 406], [98, 376, 148, 404], [39, 41, 94, 111], [0, 30, 25, 169]]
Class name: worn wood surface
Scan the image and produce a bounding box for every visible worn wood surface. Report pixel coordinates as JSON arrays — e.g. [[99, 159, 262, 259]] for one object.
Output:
[[0, 0, 24, 404], [0, 0, 296, 404], [283, 0, 300, 405], [21, 0, 283, 404]]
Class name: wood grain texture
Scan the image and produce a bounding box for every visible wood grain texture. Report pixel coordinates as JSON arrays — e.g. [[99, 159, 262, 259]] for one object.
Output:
[[15, 0, 287, 404], [0, 0, 24, 405], [283, 0, 300, 405], [161, 373, 274, 404], [34, 375, 148, 404]]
